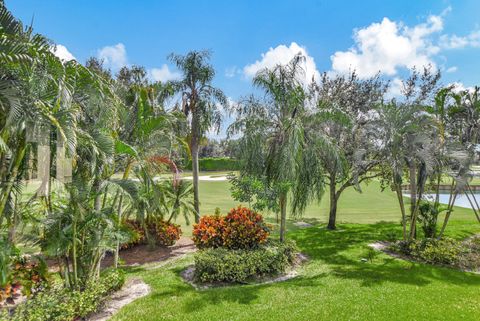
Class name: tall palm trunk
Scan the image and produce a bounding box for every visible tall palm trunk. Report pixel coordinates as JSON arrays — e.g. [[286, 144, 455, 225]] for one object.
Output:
[[279, 192, 287, 242], [327, 174, 337, 230], [191, 113, 201, 223]]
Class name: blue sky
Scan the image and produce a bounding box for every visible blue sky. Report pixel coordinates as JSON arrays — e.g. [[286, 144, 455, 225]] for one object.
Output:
[[7, 0, 480, 135]]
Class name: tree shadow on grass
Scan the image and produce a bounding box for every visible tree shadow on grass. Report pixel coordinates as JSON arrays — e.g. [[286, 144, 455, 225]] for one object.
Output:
[[290, 222, 480, 288], [180, 285, 263, 313]]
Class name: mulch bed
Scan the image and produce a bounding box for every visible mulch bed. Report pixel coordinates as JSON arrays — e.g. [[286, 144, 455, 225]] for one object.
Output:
[[102, 236, 196, 267]]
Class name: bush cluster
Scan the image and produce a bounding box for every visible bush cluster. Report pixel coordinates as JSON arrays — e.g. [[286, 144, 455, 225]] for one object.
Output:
[[392, 237, 462, 265], [192, 206, 269, 249], [194, 240, 298, 283], [122, 219, 181, 249], [458, 236, 480, 271], [150, 220, 182, 246], [191, 215, 225, 249], [3, 269, 125, 321]]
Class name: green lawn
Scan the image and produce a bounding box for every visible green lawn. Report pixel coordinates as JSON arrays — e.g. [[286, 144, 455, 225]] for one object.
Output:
[[112, 221, 480, 321], [105, 172, 480, 320], [192, 174, 477, 236]]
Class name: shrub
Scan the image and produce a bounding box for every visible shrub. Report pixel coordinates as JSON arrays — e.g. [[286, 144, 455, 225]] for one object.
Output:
[[391, 238, 462, 265], [194, 240, 298, 283], [0, 254, 49, 305], [192, 215, 225, 249], [122, 219, 181, 248], [121, 220, 146, 249], [223, 206, 269, 249], [457, 236, 480, 271], [192, 206, 270, 250], [5, 269, 125, 321], [149, 220, 181, 246]]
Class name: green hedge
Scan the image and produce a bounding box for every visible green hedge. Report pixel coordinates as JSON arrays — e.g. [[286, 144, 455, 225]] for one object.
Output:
[[194, 240, 298, 283], [185, 157, 239, 171], [4, 269, 125, 321]]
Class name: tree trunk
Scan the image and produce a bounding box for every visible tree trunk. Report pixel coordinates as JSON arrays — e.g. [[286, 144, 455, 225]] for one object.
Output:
[[71, 216, 78, 289], [438, 191, 458, 239], [327, 175, 337, 230], [409, 162, 417, 217], [394, 184, 407, 241], [279, 192, 287, 242], [113, 160, 133, 269], [191, 114, 201, 223], [114, 195, 124, 269]]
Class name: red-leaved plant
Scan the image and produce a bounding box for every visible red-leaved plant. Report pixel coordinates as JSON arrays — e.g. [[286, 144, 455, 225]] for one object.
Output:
[[192, 206, 269, 250], [223, 206, 269, 249], [122, 219, 181, 249], [192, 215, 225, 249]]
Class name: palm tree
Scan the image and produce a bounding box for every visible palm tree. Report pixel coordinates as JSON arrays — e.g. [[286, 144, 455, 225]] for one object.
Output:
[[377, 102, 435, 240], [164, 179, 195, 225], [168, 50, 228, 222]]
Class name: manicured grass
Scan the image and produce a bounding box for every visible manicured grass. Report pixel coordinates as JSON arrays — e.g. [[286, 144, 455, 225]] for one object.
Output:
[[193, 176, 477, 236], [112, 221, 480, 321], [22, 172, 478, 233]]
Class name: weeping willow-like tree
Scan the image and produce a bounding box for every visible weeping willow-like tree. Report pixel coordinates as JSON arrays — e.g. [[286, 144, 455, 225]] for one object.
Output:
[[230, 55, 334, 241]]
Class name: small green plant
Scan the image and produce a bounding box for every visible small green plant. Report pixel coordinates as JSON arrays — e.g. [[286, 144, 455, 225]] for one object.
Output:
[[417, 201, 447, 238]]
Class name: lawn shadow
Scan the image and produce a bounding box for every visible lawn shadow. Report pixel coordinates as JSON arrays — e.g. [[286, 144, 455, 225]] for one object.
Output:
[[290, 222, 480, 288]]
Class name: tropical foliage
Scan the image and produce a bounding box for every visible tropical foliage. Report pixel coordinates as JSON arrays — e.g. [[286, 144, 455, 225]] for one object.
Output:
[[192, 206, 269, 250]]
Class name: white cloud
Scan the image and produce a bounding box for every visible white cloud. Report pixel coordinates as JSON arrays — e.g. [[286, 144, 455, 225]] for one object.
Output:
[[244, 42, 320, 83], [440, 30, 480, 49], [446, 66, 458, 73], [386, 77, 404, 98], [97, 43, 128, 71], [148, 64, 181, 82], [51, 44, 76, 61], [331, 13, 445, 78], [225, 66, 240, 78]]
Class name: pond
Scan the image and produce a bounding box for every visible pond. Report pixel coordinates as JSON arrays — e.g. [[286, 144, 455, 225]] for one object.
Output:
[[407, 193, 480, 209]]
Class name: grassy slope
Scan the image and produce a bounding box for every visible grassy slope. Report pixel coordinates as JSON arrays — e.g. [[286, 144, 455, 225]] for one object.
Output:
[[112, 221, 480, 321]]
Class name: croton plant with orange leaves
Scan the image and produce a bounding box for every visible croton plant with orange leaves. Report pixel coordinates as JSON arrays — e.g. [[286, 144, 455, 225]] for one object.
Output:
[[192, 206, 270, 250]]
